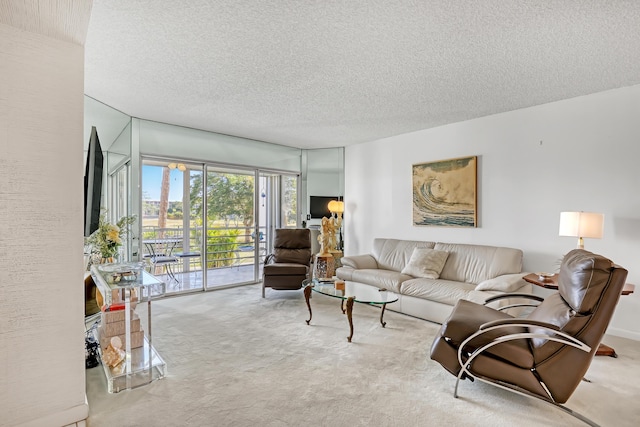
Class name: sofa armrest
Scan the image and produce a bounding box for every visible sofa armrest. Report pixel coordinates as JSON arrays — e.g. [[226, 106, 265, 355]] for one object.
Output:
[[475, 273, 529, 293], [340, 254, 378, 270]]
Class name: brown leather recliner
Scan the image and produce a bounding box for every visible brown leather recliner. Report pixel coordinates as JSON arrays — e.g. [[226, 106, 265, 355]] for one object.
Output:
[[262, 228, 312, 298], [430, 249, 628, 426]]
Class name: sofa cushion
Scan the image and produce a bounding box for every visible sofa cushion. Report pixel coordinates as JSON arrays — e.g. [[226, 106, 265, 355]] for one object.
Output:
[[373, 238, 436, 272], [435, 243, 523, 284], [401, 248, 449, 279], [400, 277, 476, 305], [475, 273, 529, 292], [349, 268, 412, 293], [340, 254, 378, 270]]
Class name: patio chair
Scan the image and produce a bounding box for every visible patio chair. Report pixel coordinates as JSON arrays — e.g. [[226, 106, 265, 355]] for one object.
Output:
[[150, 255, 179, 282], [262, 228, 312, 297], [430, 249, 628, 426]]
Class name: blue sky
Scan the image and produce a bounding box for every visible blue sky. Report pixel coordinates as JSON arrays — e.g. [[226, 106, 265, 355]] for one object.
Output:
[[142, 165, 185, 201]]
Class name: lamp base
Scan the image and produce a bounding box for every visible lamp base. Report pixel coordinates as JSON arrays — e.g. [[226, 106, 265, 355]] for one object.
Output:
[[577, 237, 584, 249]]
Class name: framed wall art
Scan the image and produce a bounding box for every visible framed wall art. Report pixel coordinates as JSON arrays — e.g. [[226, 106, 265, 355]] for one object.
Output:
[[412, 156, 477, 227]]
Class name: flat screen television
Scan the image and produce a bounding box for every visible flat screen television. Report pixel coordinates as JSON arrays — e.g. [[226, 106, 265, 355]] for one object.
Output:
[[309, 196, 340, 219], [84, 126, 104, 237]]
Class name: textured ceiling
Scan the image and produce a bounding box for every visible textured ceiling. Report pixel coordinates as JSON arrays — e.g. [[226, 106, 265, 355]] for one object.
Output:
[[84, 0, 640, 149]]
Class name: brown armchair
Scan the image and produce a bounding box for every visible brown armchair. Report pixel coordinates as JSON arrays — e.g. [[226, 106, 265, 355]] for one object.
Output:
[[262, 228, 312, 298], [430, 249, 628, 426]]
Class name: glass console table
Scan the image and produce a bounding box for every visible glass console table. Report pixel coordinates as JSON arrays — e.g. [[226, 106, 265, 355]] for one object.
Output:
[[90, 263, 166, 393]]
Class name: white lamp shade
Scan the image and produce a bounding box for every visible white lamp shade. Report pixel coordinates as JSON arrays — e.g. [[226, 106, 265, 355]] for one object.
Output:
[[328, 200, 344, 214], [559, 211, 604, 239]]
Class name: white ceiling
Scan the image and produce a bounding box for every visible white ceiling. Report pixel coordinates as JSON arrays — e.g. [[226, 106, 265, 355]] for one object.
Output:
[[84, 0, 640, 150]]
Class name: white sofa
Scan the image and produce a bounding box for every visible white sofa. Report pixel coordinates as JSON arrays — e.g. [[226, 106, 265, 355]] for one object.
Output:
[[335, 238, 531, 324]]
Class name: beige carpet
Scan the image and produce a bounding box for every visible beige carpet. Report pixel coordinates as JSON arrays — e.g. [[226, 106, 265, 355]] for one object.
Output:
[[85, 285, 640, 426]]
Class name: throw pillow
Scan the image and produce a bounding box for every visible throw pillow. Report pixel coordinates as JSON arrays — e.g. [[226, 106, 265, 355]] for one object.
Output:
[[401, 248, 449, 279]]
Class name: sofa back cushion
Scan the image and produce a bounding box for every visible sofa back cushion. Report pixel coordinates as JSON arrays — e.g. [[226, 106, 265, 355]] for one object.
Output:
[[434, 242, 523, 284], [401, 248, 450, 279], [373, 238, 436, 272]]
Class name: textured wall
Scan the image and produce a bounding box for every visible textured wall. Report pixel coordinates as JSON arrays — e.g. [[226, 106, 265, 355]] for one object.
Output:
[[345, 84, 640, 341], [0, 22, 88, 426]]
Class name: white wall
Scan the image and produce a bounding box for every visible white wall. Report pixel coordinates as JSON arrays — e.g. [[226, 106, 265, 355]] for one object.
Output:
[[137, 119, 302, 172], [0, 22, 88, 427], [344, 84, 640, 340]]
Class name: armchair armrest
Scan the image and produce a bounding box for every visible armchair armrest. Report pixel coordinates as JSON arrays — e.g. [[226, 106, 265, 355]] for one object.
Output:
[[340, 254, 378, 270], [479, 318, 560, 331], [484, 293, 544, 304], [456, 318, 591, 382], [483, 293, 544, 312]]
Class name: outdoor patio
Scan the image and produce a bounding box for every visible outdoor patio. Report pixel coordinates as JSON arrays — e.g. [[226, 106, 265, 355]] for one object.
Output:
[[151, 263, 265, 294]]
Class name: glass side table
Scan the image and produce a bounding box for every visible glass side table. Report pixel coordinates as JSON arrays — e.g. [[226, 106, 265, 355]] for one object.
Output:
[[90, 263, 166, 393]]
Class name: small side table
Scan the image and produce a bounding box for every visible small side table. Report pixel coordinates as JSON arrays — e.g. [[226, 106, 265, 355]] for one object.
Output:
[[523, 273, 635, 357]]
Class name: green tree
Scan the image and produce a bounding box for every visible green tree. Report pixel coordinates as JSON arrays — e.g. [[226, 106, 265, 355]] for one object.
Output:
[[191, 172, 254, 241]]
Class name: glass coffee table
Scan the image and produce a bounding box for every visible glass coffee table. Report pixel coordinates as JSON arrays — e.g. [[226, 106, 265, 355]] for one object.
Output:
[[302, 279, 398, 342]]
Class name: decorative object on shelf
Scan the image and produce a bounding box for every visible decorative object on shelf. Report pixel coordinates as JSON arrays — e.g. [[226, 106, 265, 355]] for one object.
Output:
[[168, 162, 186, 171], [412, 156, 477, 227], [536, 272, 555, 282], [559, 211, 604, 249], [86, 211, 136, 263], [317, 217, 336, 256], [98, 262, 146, 284], [314, 200, 345, 279], [102, 336, 125, 368]]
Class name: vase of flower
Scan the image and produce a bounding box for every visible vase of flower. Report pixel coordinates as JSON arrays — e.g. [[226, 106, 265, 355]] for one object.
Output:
[[86, 211, 136, 265]]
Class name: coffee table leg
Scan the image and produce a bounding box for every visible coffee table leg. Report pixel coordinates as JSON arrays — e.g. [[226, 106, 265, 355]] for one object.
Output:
[[346, 296, 355, 342], [380, 303, 387, 328], [304, 285, 313, 325]]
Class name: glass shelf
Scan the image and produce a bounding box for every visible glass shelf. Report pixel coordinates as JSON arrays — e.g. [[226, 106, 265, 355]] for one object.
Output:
[[90, 264, 166, 393], [91, 263, 166, 305], [93, 331, 166, 393]]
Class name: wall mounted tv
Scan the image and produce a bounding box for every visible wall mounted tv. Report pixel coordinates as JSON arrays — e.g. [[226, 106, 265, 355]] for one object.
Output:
[[84, 126, 103, 237], [309, 196, 341, 219]]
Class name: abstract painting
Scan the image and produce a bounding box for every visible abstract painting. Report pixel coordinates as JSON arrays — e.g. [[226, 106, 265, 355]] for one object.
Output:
[[412, 156, 477, 227]]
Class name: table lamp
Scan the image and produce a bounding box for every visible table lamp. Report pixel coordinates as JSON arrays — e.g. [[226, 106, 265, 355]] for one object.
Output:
[[328, 199, 344, 251], [559, 211, 604, 249]]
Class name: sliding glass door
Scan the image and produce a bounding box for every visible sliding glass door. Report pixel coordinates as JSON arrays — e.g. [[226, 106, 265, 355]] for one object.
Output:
[[203, 167, 257, 288], [141, 160, 204, 293], [141, 157, 299, 292]]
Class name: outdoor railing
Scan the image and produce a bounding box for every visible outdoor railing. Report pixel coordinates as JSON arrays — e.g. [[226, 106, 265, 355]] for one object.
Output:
[[141, 225, 267, 274]]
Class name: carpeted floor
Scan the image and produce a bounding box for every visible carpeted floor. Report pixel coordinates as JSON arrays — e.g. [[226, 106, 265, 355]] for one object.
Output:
[[85, 285, 640, 426]]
